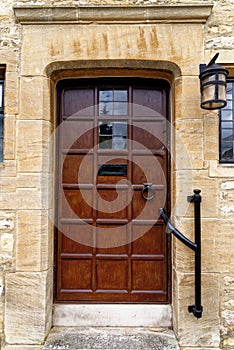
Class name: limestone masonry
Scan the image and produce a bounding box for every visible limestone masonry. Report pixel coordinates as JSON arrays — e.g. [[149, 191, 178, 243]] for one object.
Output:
[[0, 0, 234, 349]]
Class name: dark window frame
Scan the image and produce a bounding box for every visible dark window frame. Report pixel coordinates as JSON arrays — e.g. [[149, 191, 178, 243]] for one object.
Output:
[[219, 78, 234, 163], [0, 79, 4, 162]]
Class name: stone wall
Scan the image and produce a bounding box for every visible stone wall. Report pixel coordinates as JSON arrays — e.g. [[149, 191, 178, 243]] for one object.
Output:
[[0, 0, 234, 349]]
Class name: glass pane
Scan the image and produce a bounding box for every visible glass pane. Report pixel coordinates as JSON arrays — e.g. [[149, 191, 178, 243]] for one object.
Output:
[[221, 142, 233, 160], [220, 80, 234, 163], [99, 90, 113, 102], [99, 136, 112, 149], [222, 129, 233, 140], [112, 122, 127, 137], [226, 86, 233, 99], [113, 102, 128, 116], [114, 90, 128, 102], [221, 110, 233, 120], [0, 114, 3, 161], [0, 84, 2, 109], [222, 122, 233, 129], [0, 139, 3, 162], [226, 100, 232, 109], [99, 121, 127, 150], [99, 122, 112, 135], [99, 102, 113, 115], [0, 115, 3, 138], [99, 88, 128, 116]]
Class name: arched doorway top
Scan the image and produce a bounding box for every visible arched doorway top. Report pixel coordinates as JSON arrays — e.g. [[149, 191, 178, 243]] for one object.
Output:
[[45, 59, 181, 85]]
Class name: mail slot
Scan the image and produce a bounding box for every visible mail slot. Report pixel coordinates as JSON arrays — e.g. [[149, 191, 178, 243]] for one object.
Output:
[[98, 164, 127, 176]]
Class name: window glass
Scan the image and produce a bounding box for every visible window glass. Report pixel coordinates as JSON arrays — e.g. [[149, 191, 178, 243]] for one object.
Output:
[[0, 80, 4, 162], [220, 79, 234, 162], [99, 88, 128, 116], [99, 121, 127, 149]]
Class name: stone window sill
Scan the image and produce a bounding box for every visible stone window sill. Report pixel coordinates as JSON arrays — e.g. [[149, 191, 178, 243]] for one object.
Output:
[[209, 160, 234, 178]]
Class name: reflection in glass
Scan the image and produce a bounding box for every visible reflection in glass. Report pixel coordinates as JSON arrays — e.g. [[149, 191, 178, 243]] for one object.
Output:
[[99, 121, 127, 149], [99, 89, 128, 116], [221, 110, 233, 121], [220, 80, 234, 162], [0, 84, 2, 109], [0, 114, 3, 162], [221, 142, 233, 160]]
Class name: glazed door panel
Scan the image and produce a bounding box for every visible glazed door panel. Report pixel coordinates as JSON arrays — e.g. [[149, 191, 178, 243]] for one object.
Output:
[[56, 78, 170, 302]]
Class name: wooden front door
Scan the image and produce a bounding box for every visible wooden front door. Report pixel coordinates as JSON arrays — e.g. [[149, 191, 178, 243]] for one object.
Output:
[[56, 78, 170, 303]]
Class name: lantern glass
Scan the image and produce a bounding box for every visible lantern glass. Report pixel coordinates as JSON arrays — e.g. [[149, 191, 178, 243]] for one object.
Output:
[[200, 72, 227, 110]]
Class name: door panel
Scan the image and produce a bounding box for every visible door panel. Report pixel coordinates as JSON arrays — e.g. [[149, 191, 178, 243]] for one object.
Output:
[[56, 78, 170, 303]]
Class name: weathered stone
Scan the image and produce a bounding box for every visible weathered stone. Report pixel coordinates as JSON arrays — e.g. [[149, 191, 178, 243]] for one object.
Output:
[[16, 120, 52, 172], [3, 346, 42, 350], [20, 22, 204, 76], [175, 119, 204, 169], [0, 2, 234, 350], [16, 210, 50, 271], [42, 327, 179, 350], [174, 170, 219, 218], [4, 114, 16, 160], [173, 271, 220, 347], [19, 76, 51, 121], [5, 269, 53, 344], [4, 72, 19, 116]]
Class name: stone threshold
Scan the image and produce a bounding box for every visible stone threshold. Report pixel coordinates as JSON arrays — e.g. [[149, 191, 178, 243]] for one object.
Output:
[[42, 326, 179, 350], [53, 304, 172, 328]]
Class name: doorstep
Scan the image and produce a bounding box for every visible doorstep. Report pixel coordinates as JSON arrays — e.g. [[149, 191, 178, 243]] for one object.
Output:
[[42, 326, 179, 350], [53, 304, 172, 327]]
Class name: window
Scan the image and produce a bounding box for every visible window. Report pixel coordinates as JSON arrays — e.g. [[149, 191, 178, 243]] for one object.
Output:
[[0, 79, 4, 162], [220, 79, 234, 163]]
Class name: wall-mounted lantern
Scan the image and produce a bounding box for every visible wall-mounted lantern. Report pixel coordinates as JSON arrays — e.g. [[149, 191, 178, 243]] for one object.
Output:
[[160, 53, 229, 319], [200, 52, 229, 110]]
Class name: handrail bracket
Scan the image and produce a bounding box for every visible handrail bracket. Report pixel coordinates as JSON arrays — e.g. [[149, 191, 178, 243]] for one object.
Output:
[[159, 189, 203, 319]]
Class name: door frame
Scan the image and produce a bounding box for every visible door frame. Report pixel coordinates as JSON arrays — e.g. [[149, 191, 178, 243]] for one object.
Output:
[[53, 66, 175, 306]]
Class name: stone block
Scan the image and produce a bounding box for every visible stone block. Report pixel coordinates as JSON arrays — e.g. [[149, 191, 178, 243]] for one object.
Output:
[[174, 170, 219, 218], [173, 218, 234, 274], [175, 119, 204, 170], [209, 160, 234, 178], [0, 212, 14, 232], [0, 161, 17, 178], [3, 346, 42, 350], [4, 115, 16, 160], [200, 220, 234, 273], [0, 177, 16, 193], [5, 72, 19, 116], [181, 348, 220, 350], [20, 23, 203, 76], [16, 120, 52, 173], [5, 270, 53, 344], [19, 76, 51, 121], [16, 210, 51, 271], [173, 270, 220, 347], [0, 192, 17, 210], [172, 218, 194, 273], [219, 181, 234, 218], [220, 274, 234, 347], [203, 113, 219, 161], [174, 76, 201, 120], [0, 233, 14, 254]]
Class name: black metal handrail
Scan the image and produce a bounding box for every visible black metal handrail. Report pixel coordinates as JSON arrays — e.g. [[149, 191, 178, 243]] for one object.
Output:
[[159, 189, 203, 319]]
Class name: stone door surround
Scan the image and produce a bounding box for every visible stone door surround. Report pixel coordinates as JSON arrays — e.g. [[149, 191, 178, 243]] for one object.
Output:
[[4, 4, 214, 349]]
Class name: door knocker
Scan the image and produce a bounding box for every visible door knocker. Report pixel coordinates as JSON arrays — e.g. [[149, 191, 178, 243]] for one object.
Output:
[[141, 183, 156, 201]]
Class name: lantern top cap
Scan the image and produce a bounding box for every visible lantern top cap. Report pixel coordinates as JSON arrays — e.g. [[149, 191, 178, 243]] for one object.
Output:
[[199, 53, 229, 78]]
